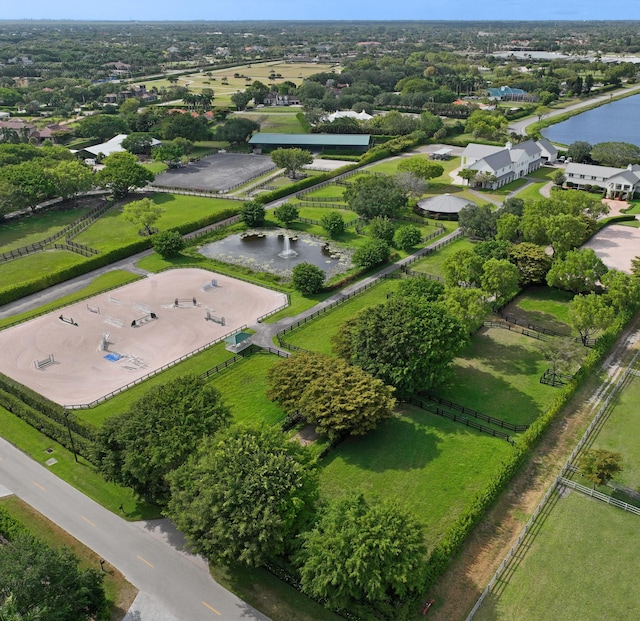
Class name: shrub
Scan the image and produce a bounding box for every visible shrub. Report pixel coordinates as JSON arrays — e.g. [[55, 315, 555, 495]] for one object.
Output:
[[352, 239, 391, 269], [393, 224, 422, 250], [152, 230, 185, 258], [321, 211, 346, 238], [240, 201, 266, 227], [291, 262, 325, 295]]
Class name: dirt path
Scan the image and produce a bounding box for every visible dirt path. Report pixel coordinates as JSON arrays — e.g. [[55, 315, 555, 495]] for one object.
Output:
[[427, 312, 640, 621]]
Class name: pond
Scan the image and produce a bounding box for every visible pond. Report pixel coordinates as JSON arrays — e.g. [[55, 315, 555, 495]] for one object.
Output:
[[542, 93, 640, 147], [198, 229, 353, 278]]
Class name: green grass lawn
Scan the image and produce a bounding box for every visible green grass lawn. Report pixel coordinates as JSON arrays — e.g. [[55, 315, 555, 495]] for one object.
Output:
[[320, 405, 513, 551], [76, 341, 234, 427], [408, 237, 473, 278], [297, 207, 359, 222], [527, 166, 560, 181], [143, 161, 168, 174], [238, 111, 306, 134], [0, 206, 94, 253], [0, 496, 137, 621], [0, 249, 86, 291], [0, 406, 159, 520], [513, 181, 549, 202], [512, 286, 574, 330], [75, 194, 239, 252], [473, 177, 529, 202], [206, 353, 286, 425], [297, 184, 346, 201], [0, 270, 141, 329], [437, 327, 559, 427], [283, 279, 401, 353], [590, 374, 640, 490], [474, 492, 640, 621]]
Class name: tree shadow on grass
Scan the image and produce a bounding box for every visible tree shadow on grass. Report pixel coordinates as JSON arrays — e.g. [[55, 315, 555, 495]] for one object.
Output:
[[465, 329, 543, 376], [322, 412, 443, 473]]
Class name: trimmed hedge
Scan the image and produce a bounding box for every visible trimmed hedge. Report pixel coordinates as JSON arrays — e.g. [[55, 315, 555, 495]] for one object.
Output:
[[421, 310, 631, 589], [296, 112, 311, 133]]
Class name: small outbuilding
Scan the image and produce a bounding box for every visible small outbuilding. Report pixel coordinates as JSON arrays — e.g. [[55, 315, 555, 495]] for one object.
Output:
[[430, 148, 453, 160], [248, 133, 372, 153], [416, 194, 477, 220], [224, 331, 253, 353]]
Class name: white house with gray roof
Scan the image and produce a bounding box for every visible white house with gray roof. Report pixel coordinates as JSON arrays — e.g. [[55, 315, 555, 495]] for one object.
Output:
[[565, 162, 640, 199], [461, 140, 544, 189]]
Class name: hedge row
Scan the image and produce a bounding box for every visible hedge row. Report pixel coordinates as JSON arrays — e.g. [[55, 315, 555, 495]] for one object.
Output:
[[421, 311, 630, 589], [0, 373, 94, 440], [296, 112, 312, 133], [0, 505, 30, 541], [0, 388, 95, 462]]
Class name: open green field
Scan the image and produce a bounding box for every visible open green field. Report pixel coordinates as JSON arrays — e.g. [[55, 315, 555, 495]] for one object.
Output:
[[0, 496, 137, 621], [296, 184, 346, 201], [507, 286, 575, 333], [135, 61, 337, 106], [206, 353, 286, 425], [75, 194, 239, 252], [513, 181, 549, 202], [283, 279, 401, 353], [438, 327, 559, 427], [320, 404, 513, 551], [407, 236, 473, 278], [297, 206, 359, 222], [474, 492, 640, 621], [0, 205, 94, 253], [236, 111, 306, 134], [0, 249, 86, 291]]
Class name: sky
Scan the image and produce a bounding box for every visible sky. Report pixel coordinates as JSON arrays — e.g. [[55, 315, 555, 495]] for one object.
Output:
[[3, 0, 640, 22]]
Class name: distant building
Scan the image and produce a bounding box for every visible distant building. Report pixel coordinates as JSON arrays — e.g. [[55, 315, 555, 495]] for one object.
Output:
[[263, 93, 301, 106], [417, 194, 477, 220], [77, 134, 161, 159], [565, 162, 640, 199], [487, 86, 537, 102], [249, 133, 372, 153]]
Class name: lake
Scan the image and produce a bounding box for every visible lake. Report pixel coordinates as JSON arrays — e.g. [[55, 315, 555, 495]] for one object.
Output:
[[542, 93, 640, 147]]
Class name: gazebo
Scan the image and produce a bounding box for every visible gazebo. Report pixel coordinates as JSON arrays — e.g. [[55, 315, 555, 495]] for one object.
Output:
[[416, 194, 476, 220], [224, 331, 252, 353]]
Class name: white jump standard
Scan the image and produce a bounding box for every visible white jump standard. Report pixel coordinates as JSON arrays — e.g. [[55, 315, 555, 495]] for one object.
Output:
[[86, 304, 100, 314], [58, 315, 78, 326], [205, 307, 225, 325], [174, 297, 199, 308], [131, 312, 158, 328], [33, 353, 55, 370], [201, 279, 219, 292]]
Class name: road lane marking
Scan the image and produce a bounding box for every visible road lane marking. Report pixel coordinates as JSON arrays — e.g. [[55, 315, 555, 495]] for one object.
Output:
[[32, 481, 45, 491], [136, 555, 154, 568], [201, 601, 222, 616], [81, 515, 96, 527]]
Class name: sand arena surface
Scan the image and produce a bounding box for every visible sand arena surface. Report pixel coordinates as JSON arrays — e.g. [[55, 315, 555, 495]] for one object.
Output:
[[582, 224, 640, 273], [0, 269, 287, 407]]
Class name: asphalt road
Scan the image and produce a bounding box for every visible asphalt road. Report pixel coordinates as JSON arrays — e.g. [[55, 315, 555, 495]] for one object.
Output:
[[0, 436, 271, 621]]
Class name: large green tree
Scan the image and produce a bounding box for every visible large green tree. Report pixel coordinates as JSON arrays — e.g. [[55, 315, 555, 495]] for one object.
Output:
[[273, 202, 299, 226], [458, 204, 498, 240], [48, 160, 93, 202], [443, 248, 484, 288], [96, 151, 154, 198], [123, 197, 163, 235], [566, 141, 592, 163], [151, 142, 185, 167], [160, 113, 210, 141], [590, 142, 640, 167], [443, 287, 490, 333], [335, 297, 467, 394], [239, 201, 266, 227], [480, 258, 520, 308], [546, 248, 608, 293], [166, 425, 318, 566], [545, 213, 588, 257], [508, 242, 552, 286], [94, 375, 231, 504], [215, 118, 260, 144], [568, 292, 615, 346], [344, 174, 406, 220], [75, 114, 128, 141], [298, 494, 426, 608], [579, 449, 623, 488], [270, 148, 313, 179], [396, 156, 443, 180], [291, 263, 325, 295]]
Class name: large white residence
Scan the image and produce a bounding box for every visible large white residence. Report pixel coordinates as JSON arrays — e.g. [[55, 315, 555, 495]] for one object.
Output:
[[461, 140, 546, 189], [565, 162, 640, 199]]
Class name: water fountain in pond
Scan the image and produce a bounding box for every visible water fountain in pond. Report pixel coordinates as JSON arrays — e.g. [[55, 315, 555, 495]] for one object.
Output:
[[278, 235, 298, 259]]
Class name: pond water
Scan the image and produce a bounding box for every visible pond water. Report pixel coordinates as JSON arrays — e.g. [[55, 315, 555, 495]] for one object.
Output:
[[542, 93, 640, 147], [198, 229, 353, 278]]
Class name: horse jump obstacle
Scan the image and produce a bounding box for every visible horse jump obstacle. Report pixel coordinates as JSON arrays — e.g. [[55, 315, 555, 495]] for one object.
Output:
[[86, 304, 100, 314], [108, 294, 124, 305], [133, 302, 151, 314], [174, 297, 198, 308], [59, 315, 78, 326], [104, 315, 124, 328], [99, 333, 110, 352], [131, 312, 157, 328], [34, 353, 54, 370], [201, 279, 219, 292], [205, 308, 225, 325]]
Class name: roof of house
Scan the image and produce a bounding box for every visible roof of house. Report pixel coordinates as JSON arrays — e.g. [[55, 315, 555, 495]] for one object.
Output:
[[488, 86, 528, 97], [510, 139, 540, 158], [417, 193, 477, 214], [608, 170, 640, 185], [565, 162, 626, 179], [225, 332, 252, 345], [325, 110, 372, 122], [536, 137, 558, 157], [472, 149, 512, 173], [81, 134, 160, 157], [248, 133, 371, 147], [462, 143, 503, 161]]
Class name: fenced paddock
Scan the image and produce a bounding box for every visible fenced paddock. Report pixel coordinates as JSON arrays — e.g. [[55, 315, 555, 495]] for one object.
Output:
[[0, 268, 287, 407]]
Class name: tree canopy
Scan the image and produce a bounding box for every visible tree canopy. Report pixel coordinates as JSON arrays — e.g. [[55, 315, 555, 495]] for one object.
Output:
[[122, 197, 163, 235], [396, 156, 443, 180], [590, 141, 640, 168], [291, 263, 325, 295], [579, 449, 623, 488], [96, 151, 154, 199], [166, 425, 318, 566], [270, 148, 313, 179], [546, 248, 608, 293], [94, 375, 231, 504], [344, 174, 406, 220]]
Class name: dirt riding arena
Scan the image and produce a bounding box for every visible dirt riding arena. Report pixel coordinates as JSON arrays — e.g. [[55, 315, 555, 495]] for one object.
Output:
[[151, 153, 276, 193], [0, 269, 286, 407], [583, 223, 640, 273]]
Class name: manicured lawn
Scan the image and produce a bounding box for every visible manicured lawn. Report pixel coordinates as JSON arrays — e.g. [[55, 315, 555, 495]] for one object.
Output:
[[297, 184, 346, 201], [513, 181, 548, 202], [283, 279, 401, 353], [408, 237, 474, 278], [622, 200, 640, 214], [527, 166, 560, 181], [143, 161, 168, 174], [206, 353, 286, 425], [438, 327, 560, 427], [474, 492, 640, 621], [590, 374, 640, 490], [0, 249, 86, 291], [297, 207, 359, 222], [513, 286, 574, 330], [0, 407, 159, 520], [0, 496, 137, 621], [474, 177, 529, 201], [239, 111, 306, 134], [320, 405, 513, 551], [0, 205, 94, 252], [0, 270, 141, 329], [75, 194, 239, 252], [76, 341, 235, 427]]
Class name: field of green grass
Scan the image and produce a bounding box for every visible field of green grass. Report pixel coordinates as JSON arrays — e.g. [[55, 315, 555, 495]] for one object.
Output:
[[438, 327, 559, 427], [75, 194, 239, 252], [0, 496, 137, 620], [0, 205, 94, 253], [206, 353, 286, 425], [283, 279, 401, 353], [320, 404, 513, 551], [513, 181, 549, 202], [237, 111, 306, 134], [408, 237, 474, 278], [297, 206, 359, 222], [511, 286, 574, 330], [0, 249, 87, 291], [526, 166, 560, 181], [474, 492, 640, 621]]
